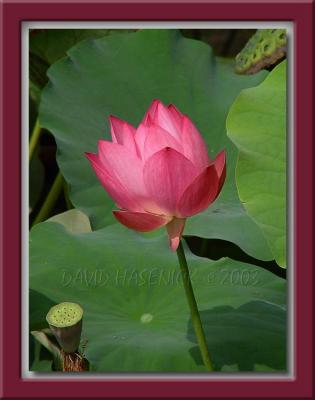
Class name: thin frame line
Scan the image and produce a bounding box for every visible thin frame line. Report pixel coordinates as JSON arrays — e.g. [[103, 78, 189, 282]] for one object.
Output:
[[22, 21, 294, 381]]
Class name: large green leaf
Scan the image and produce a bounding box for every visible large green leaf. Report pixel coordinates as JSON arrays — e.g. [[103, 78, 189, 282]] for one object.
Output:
[[39, 29, 271, 260], [30, 220, 286, 372], [30, 29, 132, 67], [185, 198, 273, 261], [29, 30, 130, 108], [227, 61, 286, 267]]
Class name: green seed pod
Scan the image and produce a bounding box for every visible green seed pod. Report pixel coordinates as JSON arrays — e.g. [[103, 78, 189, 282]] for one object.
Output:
[[235, 54, 252, 74], [276, 29, 287, 46], [261, 37, 276, 57], [235, 29, 287, 74], [46, 302, 83, 354]]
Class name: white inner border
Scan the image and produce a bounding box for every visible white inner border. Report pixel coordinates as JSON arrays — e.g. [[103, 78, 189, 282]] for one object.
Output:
[[22, 21, 294, 381]]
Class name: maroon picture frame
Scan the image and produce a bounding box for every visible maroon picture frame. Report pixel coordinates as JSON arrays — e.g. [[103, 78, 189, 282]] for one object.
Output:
[[0, 0, 314, 398]]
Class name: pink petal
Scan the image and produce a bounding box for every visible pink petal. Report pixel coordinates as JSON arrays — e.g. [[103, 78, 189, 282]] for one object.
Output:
[[141, 99, 160, 125], [143, 124, 183, 161], [113, 210, 171, 232], [153, 101, 182, 140], [214, 149, 226, 191], [177, 163, 220, 217], [85, 152, 142, 212], [166, 218, 186, 251], [142, 99, 181, 141], [181, 116, 210, 170], [136, 101, 184, 159], [109, 115, 137, 156], [143, 147, 198, 216], [167, 104, 183, 132], [134, 120, 151, 159], [97, 141, 148, 208]]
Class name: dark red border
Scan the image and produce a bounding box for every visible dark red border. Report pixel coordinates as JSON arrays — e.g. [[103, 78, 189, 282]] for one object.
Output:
[[1, 1, 314, 399]]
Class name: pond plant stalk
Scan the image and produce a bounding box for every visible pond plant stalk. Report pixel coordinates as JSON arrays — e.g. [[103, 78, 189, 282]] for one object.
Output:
[[176, 241, 213, 372], [33, 172, 63, 225], [29, 118, 41, 161]]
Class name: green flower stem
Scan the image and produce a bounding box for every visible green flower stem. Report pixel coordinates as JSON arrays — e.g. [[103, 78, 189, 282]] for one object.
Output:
[[29, 118, 41, 161], [176, 240, 213, 372], [33, 172, 63, 225]]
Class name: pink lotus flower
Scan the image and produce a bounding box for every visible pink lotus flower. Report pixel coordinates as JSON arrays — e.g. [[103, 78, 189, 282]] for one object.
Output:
[[86, 100, 226, 251]]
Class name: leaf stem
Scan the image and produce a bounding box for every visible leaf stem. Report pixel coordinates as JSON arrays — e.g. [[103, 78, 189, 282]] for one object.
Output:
[[29, 118, 42, 161], [176, 240, 213, 372], [33, 172, 63, 225]]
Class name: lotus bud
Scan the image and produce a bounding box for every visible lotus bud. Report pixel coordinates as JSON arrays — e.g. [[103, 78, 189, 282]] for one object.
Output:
[[86, 100, 226, 251]]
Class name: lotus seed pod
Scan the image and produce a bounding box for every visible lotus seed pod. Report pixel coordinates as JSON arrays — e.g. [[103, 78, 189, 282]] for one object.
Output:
[[276, 29, 286, 46], [235, 29, 287, 74], [235, 54, 251, 74], [46, 302, 83, 354]]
